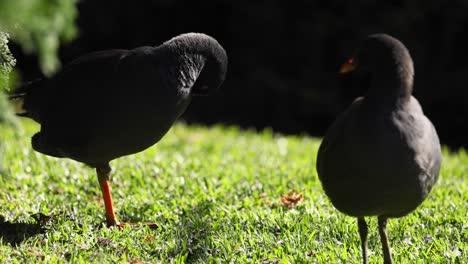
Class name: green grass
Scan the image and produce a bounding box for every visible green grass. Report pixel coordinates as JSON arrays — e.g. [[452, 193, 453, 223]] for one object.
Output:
[[0, 120, 466, 263]]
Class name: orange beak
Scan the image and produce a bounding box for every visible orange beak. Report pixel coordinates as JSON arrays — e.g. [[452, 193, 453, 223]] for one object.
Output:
[[340, 57, 357, 74]]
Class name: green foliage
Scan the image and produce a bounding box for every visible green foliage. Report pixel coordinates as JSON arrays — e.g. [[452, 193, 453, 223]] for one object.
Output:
[[0, 32, 17, 126], [0, 121, 466, 263], [0, 32, 16, 91], [0, 0, 78, 76]]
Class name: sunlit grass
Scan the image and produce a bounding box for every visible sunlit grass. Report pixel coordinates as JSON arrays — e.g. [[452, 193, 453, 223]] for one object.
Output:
[[0, 119, 466, 263]]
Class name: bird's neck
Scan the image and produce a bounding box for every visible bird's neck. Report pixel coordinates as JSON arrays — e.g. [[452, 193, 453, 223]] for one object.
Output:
[[366, 68, 413, 108]]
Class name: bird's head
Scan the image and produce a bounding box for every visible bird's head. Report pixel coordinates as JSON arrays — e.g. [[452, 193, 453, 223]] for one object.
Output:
[[340, 34, 413, 82], [191, 39, 228, 96], [164, 33, 228, 96], [339, 34, 414, 97]]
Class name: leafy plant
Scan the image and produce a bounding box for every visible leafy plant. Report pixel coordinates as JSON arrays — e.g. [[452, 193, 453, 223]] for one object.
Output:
[[0, 32, 16, 125], [0, 0, 78, 124], [0, 31, 16, 91], [0, 0, 78, 76]]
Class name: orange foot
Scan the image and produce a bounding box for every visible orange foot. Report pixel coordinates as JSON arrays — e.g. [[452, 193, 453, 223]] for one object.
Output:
[[97, 165, 157, 230], [108, 221, 158, 229]]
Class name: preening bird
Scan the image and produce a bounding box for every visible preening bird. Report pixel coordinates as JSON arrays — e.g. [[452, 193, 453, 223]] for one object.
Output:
[[316, 34, 441, 264], [11, 33, 228, 227]]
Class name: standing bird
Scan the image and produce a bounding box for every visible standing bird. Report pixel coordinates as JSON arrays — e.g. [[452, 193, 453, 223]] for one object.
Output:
[[316, 34, 441, 264], [11, 33, 228, 227]]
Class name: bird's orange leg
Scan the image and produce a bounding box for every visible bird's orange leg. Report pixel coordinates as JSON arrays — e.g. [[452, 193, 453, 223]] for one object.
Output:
[[96, 164, 120, 226], [96, 164, 157, 228]]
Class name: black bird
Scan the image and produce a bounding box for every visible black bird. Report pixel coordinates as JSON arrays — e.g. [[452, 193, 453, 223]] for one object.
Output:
[[316, 34, 441, 264], [11, 33, 228, 227]]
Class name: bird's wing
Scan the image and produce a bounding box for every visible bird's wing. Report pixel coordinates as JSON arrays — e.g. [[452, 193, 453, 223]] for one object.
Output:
[[417, 118, 442, 183], [405, 98, 442, 189], [21, 50, 130, 121], [316, 97, 363, 180], [392, 97, 442, 195]]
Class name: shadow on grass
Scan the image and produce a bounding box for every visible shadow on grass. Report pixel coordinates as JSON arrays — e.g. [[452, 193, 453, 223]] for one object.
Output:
[[0, 214, 49, 245]]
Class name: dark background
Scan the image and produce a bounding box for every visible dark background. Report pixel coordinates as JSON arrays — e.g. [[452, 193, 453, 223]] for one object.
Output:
[[11, 0, 468, 149]]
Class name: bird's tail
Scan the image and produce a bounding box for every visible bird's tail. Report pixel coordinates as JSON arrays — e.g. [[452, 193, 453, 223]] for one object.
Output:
[[9, 93, 27, 115], [8, 78, 42, 117]]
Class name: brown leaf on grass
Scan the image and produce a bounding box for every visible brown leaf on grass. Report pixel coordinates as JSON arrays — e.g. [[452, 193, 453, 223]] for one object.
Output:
[[280, 189, 304, 207]]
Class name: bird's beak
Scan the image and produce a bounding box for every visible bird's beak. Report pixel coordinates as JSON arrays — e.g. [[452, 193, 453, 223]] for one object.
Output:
[[340, 57, 357, 74]]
